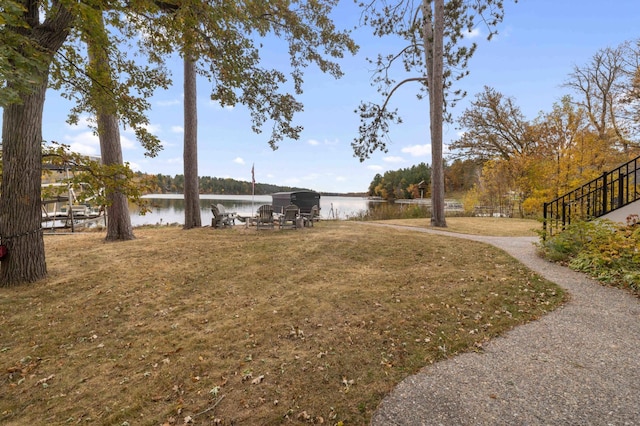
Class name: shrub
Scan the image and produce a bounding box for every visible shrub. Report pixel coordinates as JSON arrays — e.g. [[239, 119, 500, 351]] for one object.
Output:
[[537, 220, 596, 262], [539, 219, 640, 294]]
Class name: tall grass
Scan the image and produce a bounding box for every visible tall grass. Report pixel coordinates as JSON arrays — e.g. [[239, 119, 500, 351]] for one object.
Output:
[[349, 203, 469, 221], [349, 203, 431, 220]]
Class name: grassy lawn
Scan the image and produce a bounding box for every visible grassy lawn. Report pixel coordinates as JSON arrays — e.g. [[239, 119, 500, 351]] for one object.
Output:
[[0, 220, 563, 424]]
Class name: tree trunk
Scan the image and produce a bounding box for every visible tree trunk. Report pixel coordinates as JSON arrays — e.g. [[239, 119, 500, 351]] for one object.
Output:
[[430, 0, 446, 227], [88, 13, 135, 241], [0, 80, 48, 286], [0, 0, 73, 286], [183, 58, 202, 229], [98, 113, 135, 241], [422, 0, 446, 227]]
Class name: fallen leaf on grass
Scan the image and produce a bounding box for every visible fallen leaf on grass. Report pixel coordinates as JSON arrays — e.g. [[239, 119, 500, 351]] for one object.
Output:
[[35, 374, 55, 386], [341, 376, 354, 391], [251, 375, 264, 385], [289, 326, 304, 339]]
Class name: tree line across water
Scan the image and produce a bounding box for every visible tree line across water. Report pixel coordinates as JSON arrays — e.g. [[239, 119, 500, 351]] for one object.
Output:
[[136, 160, 477, 199], [143, 174, 369, 196], [148, 174, 309, 196]]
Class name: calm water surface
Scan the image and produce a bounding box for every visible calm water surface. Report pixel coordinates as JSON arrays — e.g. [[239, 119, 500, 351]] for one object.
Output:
[[132, 194, 380, 226]]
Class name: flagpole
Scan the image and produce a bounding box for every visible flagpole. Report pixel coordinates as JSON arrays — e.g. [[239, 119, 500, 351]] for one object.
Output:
[[251, 163, 255, 216]]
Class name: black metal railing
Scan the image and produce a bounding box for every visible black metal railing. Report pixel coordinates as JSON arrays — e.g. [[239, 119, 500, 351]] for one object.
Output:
[[543, 155, 640, 237]]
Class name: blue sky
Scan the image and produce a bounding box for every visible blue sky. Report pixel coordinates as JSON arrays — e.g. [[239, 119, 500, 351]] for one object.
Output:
[[38, 0, 640, 193]]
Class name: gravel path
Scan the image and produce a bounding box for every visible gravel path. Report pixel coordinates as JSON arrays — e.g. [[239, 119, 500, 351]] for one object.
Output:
[[365, 223, 640, 426]]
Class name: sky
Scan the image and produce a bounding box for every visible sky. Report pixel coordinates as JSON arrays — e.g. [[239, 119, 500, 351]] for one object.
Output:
[[34, 0, 640, 194]]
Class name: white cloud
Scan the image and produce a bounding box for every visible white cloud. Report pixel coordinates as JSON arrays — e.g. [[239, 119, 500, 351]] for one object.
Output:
[[62, 114, 139, 152], [64, 131, 99, 156], [367, 165, 384, 171], [335, 176, 347, 182], [64, 132, 137, 154], [307, 138, 338, 146], [233, 157, 245, 165], [127, 161, 141, 171], [122, 123, 160, 135], [171, 126, 184, 133], [120, 135, 137, 150], [165, 157, 183, 164], [465, 28, 481, 39], [383, 156, 404, 163], [142, 123, 161, 134], [401, 144, 431, 157]]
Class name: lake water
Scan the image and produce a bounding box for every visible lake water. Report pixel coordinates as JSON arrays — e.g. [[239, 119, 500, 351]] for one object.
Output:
[[132, 194, 381, 226]]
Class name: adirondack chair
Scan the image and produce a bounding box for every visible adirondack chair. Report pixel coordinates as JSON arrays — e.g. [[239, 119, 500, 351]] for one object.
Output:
[[211, 204, 232, 228], [303, 205, 319, 227], [279, 204, 299, 229], [256, 204, 275, 230], [216, 203, 236, 225]]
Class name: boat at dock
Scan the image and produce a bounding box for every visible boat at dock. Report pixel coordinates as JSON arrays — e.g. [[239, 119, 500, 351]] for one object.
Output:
[[42, 197, 105, 231]]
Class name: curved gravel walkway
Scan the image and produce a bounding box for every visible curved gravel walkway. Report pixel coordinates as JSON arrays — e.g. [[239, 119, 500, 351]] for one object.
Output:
[[365, 223, 640, 426]]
